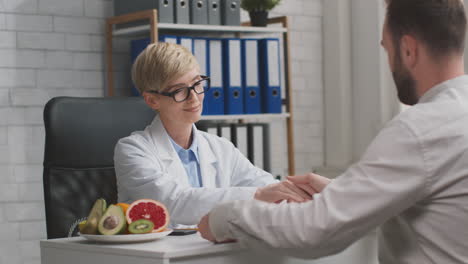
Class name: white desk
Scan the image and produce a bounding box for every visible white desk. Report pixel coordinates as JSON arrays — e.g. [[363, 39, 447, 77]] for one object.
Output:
[[41, 233, 378, 264]]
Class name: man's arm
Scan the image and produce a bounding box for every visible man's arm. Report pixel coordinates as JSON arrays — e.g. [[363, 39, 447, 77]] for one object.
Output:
[[200, 122, 430, 258]]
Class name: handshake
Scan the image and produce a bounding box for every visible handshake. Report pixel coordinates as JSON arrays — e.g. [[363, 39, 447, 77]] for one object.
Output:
[[198, 172, 331, 242], [254, 172, 332, 204]]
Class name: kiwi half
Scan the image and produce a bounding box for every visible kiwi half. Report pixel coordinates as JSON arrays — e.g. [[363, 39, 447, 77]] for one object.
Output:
[[128, 219, 154, 234]]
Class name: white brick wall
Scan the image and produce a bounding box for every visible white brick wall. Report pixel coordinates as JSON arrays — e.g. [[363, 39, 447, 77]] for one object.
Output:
[[0, 1, 110, 263], [38, 0, 84, 16], [0, 69, 36, 87], [44, 51, 74, 69], [5, 14, 53, 32], [37, 69, 80, 88], [269, 0, 324, 175], [84, 0, 113, 18], [65, 34, 93, 51], [0, 89, 9, 106], [18, 32, 65, 50], [0, 0, 324, 263], [0, 49, 45, 68], [53, 17, 103, 34], [5, 202, 44, 222], [0, 31, 17, 48], [0, 0, 38, 14], [13, 165, 42, 183]]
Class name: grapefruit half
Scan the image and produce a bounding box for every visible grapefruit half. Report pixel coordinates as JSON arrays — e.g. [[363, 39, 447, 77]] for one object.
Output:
[[126, 199, 170, 232]]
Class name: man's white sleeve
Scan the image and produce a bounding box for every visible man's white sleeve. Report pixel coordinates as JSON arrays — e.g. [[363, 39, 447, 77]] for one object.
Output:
[[209, 121, 429, 258]]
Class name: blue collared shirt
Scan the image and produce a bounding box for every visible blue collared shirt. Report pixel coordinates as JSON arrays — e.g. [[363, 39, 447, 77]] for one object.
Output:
[[169, 129, 203, 187]]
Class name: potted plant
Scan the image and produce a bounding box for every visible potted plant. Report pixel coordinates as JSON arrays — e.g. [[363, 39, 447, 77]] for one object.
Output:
[[241, 0, 281, 27]]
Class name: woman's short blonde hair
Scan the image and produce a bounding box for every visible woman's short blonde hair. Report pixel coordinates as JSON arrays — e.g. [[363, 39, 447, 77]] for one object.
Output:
[[131, 42, 199, 94]]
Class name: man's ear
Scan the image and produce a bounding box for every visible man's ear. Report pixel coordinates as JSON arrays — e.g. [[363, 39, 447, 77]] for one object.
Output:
[[400, 35, 418, 68], [143, 92, 160, 111]]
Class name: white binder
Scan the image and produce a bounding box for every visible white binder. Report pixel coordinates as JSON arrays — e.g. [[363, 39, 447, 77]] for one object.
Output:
[[219, 123, 231, 142], [222, 38, 243, 114], [178, 36, 193, 53], [241, 38, 261, 114], [203, 38, 224, 115], [159, 35, 178, 44], [208, 39, 223, 89], [193, 38, 208, 75], [206, 126, 218, 135], [252, 125, 264, 169], [259, 38, 282, 113], [234, 125, 248, 157]]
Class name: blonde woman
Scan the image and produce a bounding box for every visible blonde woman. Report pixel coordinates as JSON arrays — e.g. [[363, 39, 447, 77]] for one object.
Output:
[[114, 42, 309, 228]]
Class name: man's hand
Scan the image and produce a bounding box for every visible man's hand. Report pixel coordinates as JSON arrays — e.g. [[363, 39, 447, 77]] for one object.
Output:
[[254, 181, 312, 203], [287, 173, 331, 196], [198, 214, 235, 243], [198, 214, 217, 242]]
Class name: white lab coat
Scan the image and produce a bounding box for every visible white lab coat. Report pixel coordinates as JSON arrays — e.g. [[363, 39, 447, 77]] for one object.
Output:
[[114, 115, 276, 228], [209, 75, 468, 263]]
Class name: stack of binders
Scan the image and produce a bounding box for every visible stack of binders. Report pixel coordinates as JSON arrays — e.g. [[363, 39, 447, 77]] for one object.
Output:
[[200, 36, 282, 115], [114, 0, 175, 28], [114, 0, 240, 26]]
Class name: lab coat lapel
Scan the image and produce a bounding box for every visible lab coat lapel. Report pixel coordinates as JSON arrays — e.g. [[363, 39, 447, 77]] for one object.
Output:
[[148, 115, 190, 186], [196, 130, 218, 188]]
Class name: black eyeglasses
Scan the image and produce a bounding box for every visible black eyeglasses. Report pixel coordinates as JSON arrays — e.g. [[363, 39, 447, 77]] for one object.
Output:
[[146, 75, 211, 103]]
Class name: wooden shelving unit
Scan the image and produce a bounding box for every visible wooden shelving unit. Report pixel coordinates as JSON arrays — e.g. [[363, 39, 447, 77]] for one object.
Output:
[[105, 10, 295, 175], [113, 22, 287, 37]]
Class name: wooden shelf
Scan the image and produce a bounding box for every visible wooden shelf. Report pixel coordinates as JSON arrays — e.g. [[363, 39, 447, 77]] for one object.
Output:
[[113, 23, 287, 37], [200, 113, 290, 121]]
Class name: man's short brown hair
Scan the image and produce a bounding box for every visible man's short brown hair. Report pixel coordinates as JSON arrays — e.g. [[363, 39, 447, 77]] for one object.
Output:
[[386, 0, 466, 58]]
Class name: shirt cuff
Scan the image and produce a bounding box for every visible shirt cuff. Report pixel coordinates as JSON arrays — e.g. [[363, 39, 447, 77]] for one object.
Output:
[[245, 187, 257, 200], [208, 201, 236, 241]]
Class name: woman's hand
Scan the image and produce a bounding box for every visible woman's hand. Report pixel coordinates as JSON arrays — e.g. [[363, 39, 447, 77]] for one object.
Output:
[[254, 181, 312, 203], [287, 173, 331, 196]]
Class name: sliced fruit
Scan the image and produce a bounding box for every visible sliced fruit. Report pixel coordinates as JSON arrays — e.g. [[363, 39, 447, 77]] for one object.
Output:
[[98, 205, 127, 235], [126, 199, 170, 233], [80, 198, 107, 234], [128, 219, 154, 234], [116, 203, 129, 215], [78, 220, 87, 233]]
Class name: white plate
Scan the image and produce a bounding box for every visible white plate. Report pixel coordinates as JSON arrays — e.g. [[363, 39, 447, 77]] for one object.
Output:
[[80, 229, 173, 243]]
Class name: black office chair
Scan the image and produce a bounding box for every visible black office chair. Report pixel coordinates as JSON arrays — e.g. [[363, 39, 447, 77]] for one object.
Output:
[[43, 97, 155, 239]]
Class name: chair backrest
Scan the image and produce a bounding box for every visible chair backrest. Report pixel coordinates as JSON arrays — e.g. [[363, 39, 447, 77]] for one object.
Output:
[[43, 96, 155, 239]]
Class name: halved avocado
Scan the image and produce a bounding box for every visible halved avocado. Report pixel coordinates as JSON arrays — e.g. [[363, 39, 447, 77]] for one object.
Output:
[[128, 219, 154, 234], [80, 198, 107, 235], [98, 205, 127, 235]]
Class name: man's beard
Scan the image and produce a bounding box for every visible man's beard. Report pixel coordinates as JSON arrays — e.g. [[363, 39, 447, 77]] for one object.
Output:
[[392, 53, 419, 105]]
